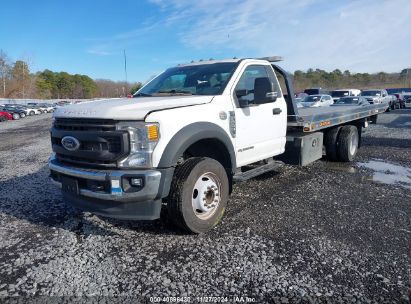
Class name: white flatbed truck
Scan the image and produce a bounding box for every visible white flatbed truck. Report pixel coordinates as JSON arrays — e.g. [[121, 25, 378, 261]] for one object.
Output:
[[49, 57, 387, 233]]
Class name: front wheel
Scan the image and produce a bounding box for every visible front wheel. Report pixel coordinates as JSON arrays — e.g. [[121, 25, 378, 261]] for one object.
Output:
[[29, 111, 35, 116], [12, 113, 20, 120], [166, 157, 229, 234]]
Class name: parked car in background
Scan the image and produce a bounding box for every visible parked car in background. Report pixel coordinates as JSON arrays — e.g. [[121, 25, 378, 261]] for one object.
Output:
[[387, 95, 398, 110], [56, 101, 75, 107], [331, 96, 370, 106], [360, 89, 390, 104], [304, 88, 330, 95], [331, 89, 361, 102], [27, 103, 55, 113], [300, 94, 334, 107], [295, 92, 309, 101], [0, 111, 13, 122], [37, 103, 56, 113], [392, 93, 404, 109], [404, 95, 411, 104], [2, 104, 42, 116], [0, 106, 26, 119]]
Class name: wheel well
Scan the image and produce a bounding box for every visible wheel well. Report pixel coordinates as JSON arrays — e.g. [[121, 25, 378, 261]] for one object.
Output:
[[183, 139, 232, 173]]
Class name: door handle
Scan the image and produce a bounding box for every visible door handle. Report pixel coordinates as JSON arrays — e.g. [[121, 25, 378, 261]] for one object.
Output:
[[272, 108, 282, 115]]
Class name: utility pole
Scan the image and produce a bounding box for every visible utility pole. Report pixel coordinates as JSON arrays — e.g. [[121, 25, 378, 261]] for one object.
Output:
[[2, 75, 5, 97], [124, 49, 128, 94]]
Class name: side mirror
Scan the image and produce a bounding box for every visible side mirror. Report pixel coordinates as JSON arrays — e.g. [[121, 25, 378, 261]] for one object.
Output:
[[238, 98, 250, 108], [266, 91, 278, 101], [235, 89, 251, 108], [254, 77, 277, 103]]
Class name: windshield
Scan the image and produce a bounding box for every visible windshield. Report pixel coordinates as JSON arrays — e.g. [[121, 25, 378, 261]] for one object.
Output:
[[331, 90, 349, 97], [335, 97, 359, 104], [361, 90, 380, 96], [135, 62, 238, 97], [302, 95, 321, 103]]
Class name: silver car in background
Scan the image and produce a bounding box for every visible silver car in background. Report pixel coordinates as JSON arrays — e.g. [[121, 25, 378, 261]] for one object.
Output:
[[300, 94, 334, 107], [360, 89, 390, 104]]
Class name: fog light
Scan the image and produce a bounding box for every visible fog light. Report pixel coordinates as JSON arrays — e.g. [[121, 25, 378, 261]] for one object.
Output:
[[130, 177, 143, 187]]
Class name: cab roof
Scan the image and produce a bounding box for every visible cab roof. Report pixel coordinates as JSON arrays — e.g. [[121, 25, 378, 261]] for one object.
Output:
[[177, 56, 283, 67]]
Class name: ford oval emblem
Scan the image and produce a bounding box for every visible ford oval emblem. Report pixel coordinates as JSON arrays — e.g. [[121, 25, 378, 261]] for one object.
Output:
[[61, 136, 80, 151]]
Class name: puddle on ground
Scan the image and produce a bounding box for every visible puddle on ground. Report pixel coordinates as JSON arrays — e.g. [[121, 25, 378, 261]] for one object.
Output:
[[357, 159, 411, 189]]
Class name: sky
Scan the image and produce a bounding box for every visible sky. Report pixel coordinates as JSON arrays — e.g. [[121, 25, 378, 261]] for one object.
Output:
[[1, 0, 410, 83]]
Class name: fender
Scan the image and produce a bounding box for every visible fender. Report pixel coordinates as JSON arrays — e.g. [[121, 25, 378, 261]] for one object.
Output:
[[158, 122, 236, 173]]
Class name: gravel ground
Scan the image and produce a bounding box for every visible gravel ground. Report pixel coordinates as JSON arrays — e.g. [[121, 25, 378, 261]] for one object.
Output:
[[0, 109, 410, 303]]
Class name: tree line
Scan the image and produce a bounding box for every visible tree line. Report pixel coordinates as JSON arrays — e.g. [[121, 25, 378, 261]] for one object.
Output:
[[1, 49, 410, 99], [292, 68, 411, 92], [0, 50, 142, 99]]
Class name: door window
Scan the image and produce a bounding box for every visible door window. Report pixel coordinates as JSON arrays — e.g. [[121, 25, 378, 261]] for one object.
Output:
[[235, 65, 269, 105]]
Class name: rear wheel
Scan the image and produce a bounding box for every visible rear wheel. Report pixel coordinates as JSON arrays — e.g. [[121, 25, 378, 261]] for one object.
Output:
[[20, 113, 26, 118], [0, 115, 6, 122], [337, 125, 359, 162], [166, 157, 229, 234], [29, 111, 35, 116], [324, 127, 341, 161]]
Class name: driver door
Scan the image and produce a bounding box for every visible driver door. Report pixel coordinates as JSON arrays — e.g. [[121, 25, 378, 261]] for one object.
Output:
[[232, 64, 287, 167]]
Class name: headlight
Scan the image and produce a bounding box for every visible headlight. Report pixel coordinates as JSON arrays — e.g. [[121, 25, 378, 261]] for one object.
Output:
[[116, 122, 160, 168]]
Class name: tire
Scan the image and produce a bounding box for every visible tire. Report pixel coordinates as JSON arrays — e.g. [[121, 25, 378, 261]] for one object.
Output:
[[0, 115, 6, 122], [29, 111, 35, 116], [324, 126, 341, 161], [166, 157, 229, 234], [337, 125, 359, 162], [12, 113, 20, 120], [20, 113, 26, 118]]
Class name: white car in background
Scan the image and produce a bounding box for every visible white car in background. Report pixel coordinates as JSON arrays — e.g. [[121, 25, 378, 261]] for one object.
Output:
[[300, 94, 334, 107], [331, 89, 361, 102], [27, 103, 55, 113], [37, 103, 56, 113]]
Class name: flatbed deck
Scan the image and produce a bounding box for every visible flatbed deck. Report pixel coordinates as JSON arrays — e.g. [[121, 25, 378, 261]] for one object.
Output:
[[287, 103, 388, 132]]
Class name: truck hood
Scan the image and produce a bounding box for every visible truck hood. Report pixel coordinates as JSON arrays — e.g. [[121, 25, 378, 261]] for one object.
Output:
[[53, 96, 213, 120]]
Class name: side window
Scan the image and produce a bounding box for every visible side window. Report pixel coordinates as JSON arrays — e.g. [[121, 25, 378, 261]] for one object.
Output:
[[235, 65, 268, 105], [265, 65, 282, 98], [235, 65, 279, 106]]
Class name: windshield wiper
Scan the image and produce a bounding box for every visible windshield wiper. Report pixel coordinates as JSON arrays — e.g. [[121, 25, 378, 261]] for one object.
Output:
[[133, 92, 152, 97], [157, 89, 194, 95]]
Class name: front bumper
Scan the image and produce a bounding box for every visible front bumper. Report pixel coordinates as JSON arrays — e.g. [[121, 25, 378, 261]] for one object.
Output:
[[49, 157, 174, 220]]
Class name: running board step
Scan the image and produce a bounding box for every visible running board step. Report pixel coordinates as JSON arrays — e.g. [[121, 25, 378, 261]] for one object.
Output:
[[233, 161, 283, 182]]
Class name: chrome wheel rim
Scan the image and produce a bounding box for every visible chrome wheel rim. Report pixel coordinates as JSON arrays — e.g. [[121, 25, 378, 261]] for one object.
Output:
[[192, 172, 221, 220]]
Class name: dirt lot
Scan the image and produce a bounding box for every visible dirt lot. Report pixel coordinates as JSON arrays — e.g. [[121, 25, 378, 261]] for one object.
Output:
[[0, 109, 410, 303]]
